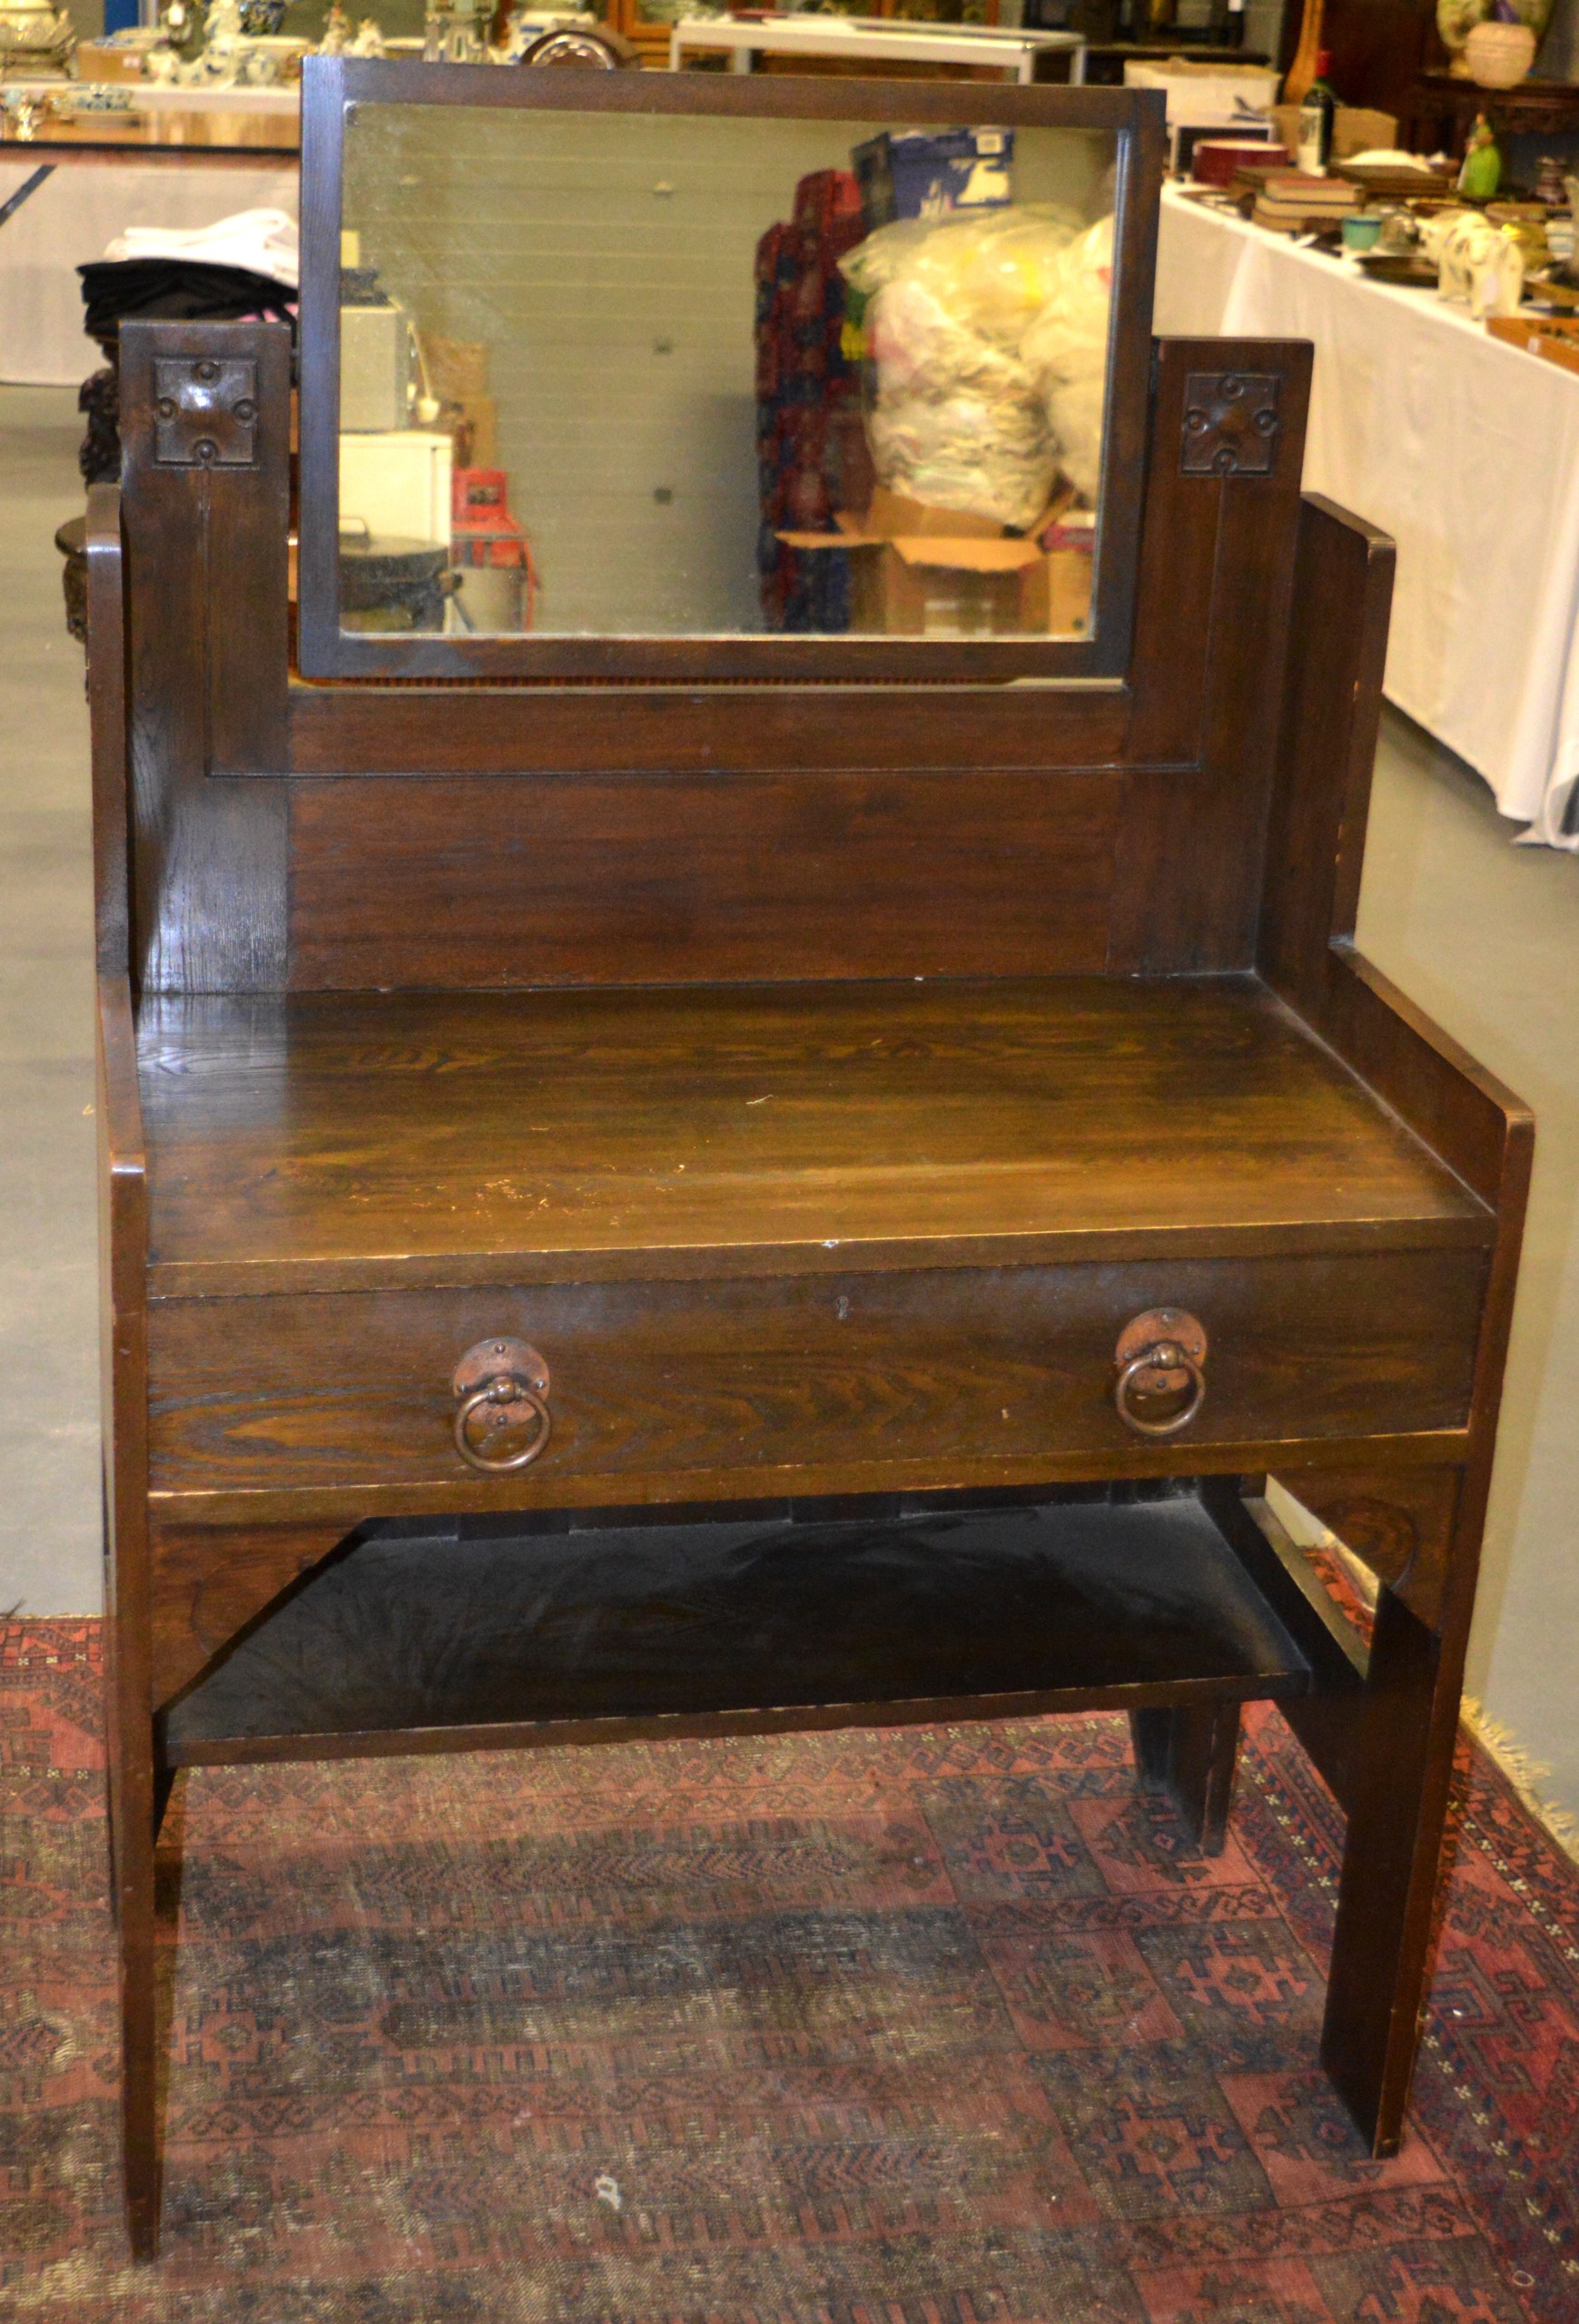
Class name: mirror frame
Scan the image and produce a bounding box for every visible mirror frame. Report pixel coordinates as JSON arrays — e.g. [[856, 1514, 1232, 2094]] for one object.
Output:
[[297, 55, 1164, 682]]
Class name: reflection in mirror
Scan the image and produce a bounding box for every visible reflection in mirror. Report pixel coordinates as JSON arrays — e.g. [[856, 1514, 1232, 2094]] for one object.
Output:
[[338, 106, 1118, 642]]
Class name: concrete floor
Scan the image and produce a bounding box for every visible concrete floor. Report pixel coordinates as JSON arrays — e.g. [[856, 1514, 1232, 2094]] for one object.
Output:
[[0, 387, 97, 1621], [2, 383, 1575, 1821]]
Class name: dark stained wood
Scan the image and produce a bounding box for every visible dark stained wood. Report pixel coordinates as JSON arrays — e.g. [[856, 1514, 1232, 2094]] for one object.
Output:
[[1270, 1463, 1460, 1632], [150, 1518, 356, 1707], [295, 58, 1165, 684], [1319, 949, 1528, 1215], [283, 677, 1131, 779], [1130, 1702, 1241, 1855], [133, 980, 1489, 1297], [93, 143, 1535, 2244], [143, 1249, 1486, 1511], [143, 1434, 1476, 1539], [1260, 496, 1395, 1018], [165, 1671, 1289, 1771], [1321, 1579, 1457, 2154], [288, 770, 1122, 990], [95, 980, 158, 2259], [86, 487, 129, 980], [158, 1496, 1310, 1756], [117, 320, 291, 992], [1110, 340, 1313, 974], [1120, 340, 1222, 770], [1204, 1480, 1367, 1814]]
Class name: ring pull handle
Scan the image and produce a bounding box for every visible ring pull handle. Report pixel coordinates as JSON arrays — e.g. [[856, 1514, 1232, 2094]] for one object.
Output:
[[451, 1336, 552, 1472], [1113, 1308, 1208, 1439]]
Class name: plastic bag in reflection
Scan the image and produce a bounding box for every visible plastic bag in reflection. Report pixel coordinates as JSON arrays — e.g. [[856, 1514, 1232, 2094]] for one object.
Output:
[[840, 203, 1112, 534], [1022, 216, 1114, 507]]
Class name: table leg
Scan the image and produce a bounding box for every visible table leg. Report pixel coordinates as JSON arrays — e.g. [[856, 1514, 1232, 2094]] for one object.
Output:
[[1129, 1702, 1240, 1855], [1322, 1581, 1466, 2155], [105, 1608, 162, 2258]]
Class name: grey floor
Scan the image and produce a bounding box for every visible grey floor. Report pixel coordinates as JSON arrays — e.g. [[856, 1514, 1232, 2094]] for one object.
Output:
[[2, 383, 1575, 1823], [0, 387, 97, 1620]]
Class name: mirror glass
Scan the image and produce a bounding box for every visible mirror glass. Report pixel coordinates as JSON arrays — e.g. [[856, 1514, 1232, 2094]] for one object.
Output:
[[338, 103, 1118, 642]]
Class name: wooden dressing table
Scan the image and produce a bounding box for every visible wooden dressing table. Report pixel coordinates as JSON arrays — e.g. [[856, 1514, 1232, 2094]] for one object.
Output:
[[90, 60, 1530, 2257]]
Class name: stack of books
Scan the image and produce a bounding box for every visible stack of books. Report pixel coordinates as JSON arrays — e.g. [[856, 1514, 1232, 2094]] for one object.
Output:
[[1250, 173, 1362, 233]]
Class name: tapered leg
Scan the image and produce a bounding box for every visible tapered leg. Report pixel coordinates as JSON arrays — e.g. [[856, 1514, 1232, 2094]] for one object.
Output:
[[105, 1616, 162, 2258], [1129, 1702, 1240, 1856], [1321, 1583, 1462, 2156]]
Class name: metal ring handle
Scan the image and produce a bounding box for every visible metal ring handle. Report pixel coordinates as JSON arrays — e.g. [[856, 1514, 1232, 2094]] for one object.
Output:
[[1114, 1340, 1207, 1438], [453, 1378, 553, 1472]]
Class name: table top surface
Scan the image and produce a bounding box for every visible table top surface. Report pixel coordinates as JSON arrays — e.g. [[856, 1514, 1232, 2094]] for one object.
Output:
[[670, 15, 1082, 50], [0, 94, 299, 156], [1160, 180, 1579, 369], [134, 974, 1488, 1295]]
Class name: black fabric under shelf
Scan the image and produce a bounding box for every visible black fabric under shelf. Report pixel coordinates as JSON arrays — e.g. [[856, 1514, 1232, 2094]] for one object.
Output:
[[162, 1494, 1312, 1762]]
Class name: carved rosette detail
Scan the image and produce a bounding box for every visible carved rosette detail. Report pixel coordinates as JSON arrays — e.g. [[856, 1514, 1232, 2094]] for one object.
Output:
[[152, 356, 261, 469], [1180, 371, 1281, 478]]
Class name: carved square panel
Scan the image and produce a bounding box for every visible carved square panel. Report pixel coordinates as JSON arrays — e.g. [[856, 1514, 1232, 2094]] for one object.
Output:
[[153, 356, 260, 468], [1180, 371, 1281, 478]]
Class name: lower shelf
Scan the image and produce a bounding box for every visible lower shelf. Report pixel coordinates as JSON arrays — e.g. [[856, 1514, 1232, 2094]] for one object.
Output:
[[162, 1491, 1312, 1766]]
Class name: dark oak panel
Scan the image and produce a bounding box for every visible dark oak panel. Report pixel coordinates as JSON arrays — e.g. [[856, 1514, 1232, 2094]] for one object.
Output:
[[117, 322, 291, 993], [145, 1248, 1486, 1502], [158, 1497, 1310, 1752], [149, 1518, 352, 1707], [284, 679, 1133, 778], [135, 978, 1489, 1297], [1110, 340, 1313, 974], [287, 768, 1122, 990]]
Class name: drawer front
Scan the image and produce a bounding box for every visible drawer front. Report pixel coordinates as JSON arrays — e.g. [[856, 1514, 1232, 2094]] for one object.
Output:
[[148, 1251, 1486, 1502]]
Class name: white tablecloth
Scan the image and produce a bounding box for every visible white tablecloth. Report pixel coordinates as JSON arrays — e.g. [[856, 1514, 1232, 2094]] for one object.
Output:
[[0, 159, 298, 390], [1156, 182, 1579, 848]]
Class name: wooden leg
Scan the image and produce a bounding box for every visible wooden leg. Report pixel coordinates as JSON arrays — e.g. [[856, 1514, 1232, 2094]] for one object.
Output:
[[105, 1620, 162, 2258], [1128, 1702, 1240, 1856], [1321, 1582, 1463, 2157]]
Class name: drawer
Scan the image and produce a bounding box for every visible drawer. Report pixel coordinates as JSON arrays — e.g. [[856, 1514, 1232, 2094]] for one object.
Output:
[[147, 1250, 1486, 1504]]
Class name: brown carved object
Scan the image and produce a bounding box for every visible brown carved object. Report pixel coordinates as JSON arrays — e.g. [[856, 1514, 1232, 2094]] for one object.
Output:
[[1181, 371, 1282, 478], [92, 66, 1531, 2261]]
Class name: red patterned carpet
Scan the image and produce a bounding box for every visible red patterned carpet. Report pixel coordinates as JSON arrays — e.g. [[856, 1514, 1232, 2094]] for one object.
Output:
[[3, 1617, 1578, 2321]]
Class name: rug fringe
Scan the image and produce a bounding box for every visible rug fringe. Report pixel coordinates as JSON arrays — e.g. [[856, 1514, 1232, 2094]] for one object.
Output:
[[1461, 1696, 1579, 1870]]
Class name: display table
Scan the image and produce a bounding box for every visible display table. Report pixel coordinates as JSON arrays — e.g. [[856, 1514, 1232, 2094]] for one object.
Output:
[[1156, 182, 1579, 848], [0, 91, 298, 389], [668, 15, 1087, 83]]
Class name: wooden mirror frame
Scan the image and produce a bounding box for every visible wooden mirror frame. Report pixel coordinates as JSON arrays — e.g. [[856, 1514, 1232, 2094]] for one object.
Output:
[[296, 56, 1164, 683]]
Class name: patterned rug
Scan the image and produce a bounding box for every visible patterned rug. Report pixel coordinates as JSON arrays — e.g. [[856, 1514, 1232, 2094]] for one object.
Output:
[[3, 1618, 1577, 2322]]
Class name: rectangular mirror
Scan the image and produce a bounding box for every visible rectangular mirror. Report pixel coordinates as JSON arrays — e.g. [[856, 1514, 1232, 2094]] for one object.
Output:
[[298, 62, 1162, 680]]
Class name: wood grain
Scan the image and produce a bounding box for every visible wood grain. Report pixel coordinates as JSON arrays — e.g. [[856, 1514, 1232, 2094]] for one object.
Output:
[[117, 320, 291, 991], [150, 1518, 355, 1706], [1110, 340, 1314, 973], [1260, 496, 1395, 1016], [144, 1247, 1486, 1505], [134, 978, 1490, 1296], [95, 977, 158, 2259], [287, 769, 1122, 989]]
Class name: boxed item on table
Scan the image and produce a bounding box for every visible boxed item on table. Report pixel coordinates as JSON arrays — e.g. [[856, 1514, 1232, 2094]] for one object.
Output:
[[1192, 139, 1289, 188], [852, 129, 1014, 232], [1269, 103, 1399, 164], [1250, 172, 1361, 231], [778, 486, 1092, 638]]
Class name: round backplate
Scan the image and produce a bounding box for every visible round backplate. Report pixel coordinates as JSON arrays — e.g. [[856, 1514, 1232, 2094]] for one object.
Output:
[[451, 1336, 550, 1402], [1113, 1308, 1208, 1371]]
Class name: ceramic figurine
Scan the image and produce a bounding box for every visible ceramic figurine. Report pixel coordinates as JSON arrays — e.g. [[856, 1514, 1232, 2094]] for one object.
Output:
[[1426, 205, 1526, 316], [1457, 113, 1503, 201], [318, 1, 351, 51], [348, 13, 385, 51]]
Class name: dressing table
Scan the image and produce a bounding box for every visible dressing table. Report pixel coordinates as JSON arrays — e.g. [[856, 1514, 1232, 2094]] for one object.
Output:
[[90, 58, 1531, 2256]]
